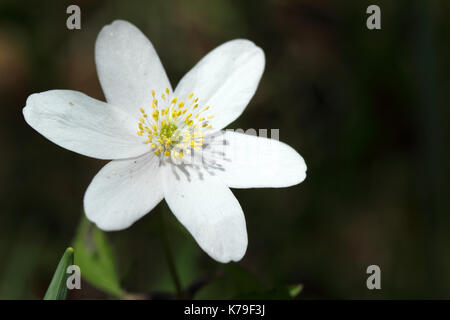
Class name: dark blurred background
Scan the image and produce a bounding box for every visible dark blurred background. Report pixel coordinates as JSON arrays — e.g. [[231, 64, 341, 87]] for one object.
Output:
[[0, 0, 449, 299]]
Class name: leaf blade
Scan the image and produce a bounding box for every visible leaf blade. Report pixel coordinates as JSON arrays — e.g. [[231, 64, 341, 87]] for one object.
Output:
[[44, 247, 74, 300]]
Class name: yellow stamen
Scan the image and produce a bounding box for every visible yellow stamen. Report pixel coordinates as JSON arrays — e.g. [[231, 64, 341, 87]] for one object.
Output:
[[136, 89, 215, 158]]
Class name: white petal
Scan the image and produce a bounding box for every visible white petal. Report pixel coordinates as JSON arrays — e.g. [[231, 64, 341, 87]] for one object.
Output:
[[162, 163, 247, 263], [175, 39, 265, 131], [95, 20, 172, 116], [204, 130, 307, 188], [23, 90, 148, 160], [84, 152, 163, 231]]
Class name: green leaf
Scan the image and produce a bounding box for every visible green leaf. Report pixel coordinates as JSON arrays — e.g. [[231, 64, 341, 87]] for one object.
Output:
[[44, 247, 74, 300], [72, 216, 124, 298], [234, 284, 303, 300], [288, 284, 303, 297]]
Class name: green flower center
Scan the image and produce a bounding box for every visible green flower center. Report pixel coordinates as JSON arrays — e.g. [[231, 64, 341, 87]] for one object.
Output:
[[136, 88, 214, 158], [160, 122, 177, 140]]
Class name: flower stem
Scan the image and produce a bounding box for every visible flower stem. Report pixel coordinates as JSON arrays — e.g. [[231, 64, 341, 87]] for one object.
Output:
[[158, 210, 183, 299]]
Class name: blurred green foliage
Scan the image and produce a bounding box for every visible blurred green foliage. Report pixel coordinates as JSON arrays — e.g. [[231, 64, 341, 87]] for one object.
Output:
[[0, 0, 450, 299], [73, 217, 123, 298]]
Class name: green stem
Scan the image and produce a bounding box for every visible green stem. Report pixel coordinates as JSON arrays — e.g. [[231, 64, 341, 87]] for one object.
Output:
[[158, 210, 183, 299]]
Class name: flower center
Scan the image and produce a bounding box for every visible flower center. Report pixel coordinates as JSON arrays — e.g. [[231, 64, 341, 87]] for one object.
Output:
[[136, 88, 214, 159], [159, 122, 178, 142]]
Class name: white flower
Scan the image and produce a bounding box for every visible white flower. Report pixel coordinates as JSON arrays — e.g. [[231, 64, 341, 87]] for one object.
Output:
[[23, 20, 307, 263]]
